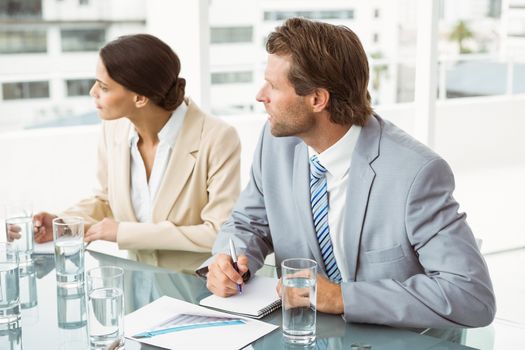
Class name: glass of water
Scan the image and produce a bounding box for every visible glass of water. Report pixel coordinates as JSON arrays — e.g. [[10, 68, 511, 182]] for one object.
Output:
[[281, 258, 317, 345], [53, 217, 85, 287], [87, 266, 124, 349], [4, 201, 33, 266], [0, 242, 20, 324]]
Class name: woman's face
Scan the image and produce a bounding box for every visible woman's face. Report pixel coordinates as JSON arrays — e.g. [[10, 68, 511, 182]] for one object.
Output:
[[90, 58, 137, 121]]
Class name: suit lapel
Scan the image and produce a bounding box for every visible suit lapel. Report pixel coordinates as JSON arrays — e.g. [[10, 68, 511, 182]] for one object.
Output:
[[292, 143, 325, 271], [343, 115, 381, 281], [113, 120, 137, 222], [152, 99, 201, 222]]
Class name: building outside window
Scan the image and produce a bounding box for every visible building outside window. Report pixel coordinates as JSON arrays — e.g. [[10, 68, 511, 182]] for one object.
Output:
[[0, 0, 42, 19], [211, 71, 253, 84], [508, 17, 525, 37], [0, 29, 47, 54], [61, 28, 106, 52], [210, 26, 253, 44], [2, 81, 49, 100], [66, 79, 95, 97]]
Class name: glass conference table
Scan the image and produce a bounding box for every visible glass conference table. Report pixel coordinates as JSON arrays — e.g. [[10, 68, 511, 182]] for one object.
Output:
[[1, 250, 477, 350]]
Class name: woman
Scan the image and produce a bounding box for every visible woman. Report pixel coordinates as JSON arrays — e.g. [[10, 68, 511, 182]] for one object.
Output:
[[32, 34, 240, 272]]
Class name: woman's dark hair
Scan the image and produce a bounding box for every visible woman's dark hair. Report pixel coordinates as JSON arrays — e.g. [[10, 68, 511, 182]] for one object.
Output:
[[100, 34, 186, 111], [266, 18, 372, 126]]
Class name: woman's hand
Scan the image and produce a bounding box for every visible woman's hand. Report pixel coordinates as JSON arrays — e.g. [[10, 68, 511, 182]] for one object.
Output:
[[84, 218, 119, 243], [33, 212, 57, 243]]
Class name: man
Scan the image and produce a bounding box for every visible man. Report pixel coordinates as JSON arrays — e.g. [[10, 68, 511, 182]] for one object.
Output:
[[201, 18, 495, 328]]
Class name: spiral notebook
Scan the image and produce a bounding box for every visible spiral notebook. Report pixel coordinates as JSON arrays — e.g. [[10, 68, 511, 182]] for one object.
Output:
[[199, 276, 281, 319]]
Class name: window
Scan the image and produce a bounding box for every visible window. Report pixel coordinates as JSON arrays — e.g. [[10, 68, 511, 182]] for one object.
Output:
[[264, 10, 354, 21], [79, 0, 89, 5], [374, 8, 380, 18], [373, 33, 379, 43], [66, 79, 95, 97], [0, 0, 42, 19], [2, 81, 49, 100], [61, 29, 105, 52], [508, 18, 525, 38], [211, 71, 253, 84], [0, 29, 47, 54], [210, 26, 253, 44]]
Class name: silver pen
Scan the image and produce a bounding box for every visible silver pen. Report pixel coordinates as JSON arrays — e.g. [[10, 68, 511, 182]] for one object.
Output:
[[229, 238, 242, 293]]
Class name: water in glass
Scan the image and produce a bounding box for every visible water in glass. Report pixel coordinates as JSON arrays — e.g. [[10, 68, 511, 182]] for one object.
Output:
[[0, 262, 20, 324], [282, 276, 317, 344], [5, 216, 33, 265], [55, 238, 84, 287], [88, 287, 124, 349]]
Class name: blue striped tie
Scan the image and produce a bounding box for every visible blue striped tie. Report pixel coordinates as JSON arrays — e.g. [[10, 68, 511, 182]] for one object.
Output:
[[309, 155, 342, 283]]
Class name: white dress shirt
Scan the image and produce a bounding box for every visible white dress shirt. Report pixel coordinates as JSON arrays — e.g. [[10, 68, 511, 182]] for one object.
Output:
[[308, 125, 362, 282], [129, 102, 187, 223]]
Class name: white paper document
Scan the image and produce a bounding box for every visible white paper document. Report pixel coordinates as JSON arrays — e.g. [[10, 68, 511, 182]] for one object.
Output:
[[124, 296, 278, 350], [200, 276, 281, 318], [86, 240, 129, 260]]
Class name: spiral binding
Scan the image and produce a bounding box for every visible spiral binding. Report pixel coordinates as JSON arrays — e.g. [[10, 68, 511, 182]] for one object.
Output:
[[257, 299, 282, 318]]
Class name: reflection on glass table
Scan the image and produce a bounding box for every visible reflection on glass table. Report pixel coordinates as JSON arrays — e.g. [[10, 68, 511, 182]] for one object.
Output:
[[19, 263, 37, 310], [0, 320, 22, 350], [56, 284, 88, 349], [0, 250, 491, 350]]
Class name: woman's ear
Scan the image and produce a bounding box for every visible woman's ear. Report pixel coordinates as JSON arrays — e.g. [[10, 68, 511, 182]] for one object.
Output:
[[134, 94, 149, 108]]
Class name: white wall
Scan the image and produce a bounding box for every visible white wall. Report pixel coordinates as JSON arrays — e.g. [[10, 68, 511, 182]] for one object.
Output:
[[1, 95, 524, 253], [0, 125, 100, 214], [146, 0, 210, 110]]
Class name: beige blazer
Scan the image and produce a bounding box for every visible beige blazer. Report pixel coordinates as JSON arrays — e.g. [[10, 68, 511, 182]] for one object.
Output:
[[62, 98, 240, 272]]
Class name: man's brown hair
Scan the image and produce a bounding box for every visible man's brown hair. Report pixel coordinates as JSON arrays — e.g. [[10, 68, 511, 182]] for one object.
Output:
[[266, 18, 372, 126]]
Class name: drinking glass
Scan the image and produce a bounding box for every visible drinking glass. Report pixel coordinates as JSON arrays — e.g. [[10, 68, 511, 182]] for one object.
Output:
[[87, 266, 124, 349], [53, 217, 85, 287], [281, 258, 317, 345], [4, 202, 33, 265], [0, 243, 20, 324]]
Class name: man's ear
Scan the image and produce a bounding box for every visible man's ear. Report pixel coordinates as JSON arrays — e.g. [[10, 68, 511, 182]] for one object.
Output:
[[310, 88, 330, 113], [134, 94, 149, 108]]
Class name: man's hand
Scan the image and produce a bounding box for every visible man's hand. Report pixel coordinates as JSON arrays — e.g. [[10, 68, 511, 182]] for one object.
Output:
[[6, 224, 22, 242], [276, 274, 344, 314], [206, 253, 249, 297], [33, 212, 57, 243], [84, 218, 119, 243]]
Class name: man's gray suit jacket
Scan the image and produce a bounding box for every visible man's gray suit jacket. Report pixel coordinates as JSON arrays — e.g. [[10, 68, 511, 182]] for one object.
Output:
[[210, 114, 495, 328]]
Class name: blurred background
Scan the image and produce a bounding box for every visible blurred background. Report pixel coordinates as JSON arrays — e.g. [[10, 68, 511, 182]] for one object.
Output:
[[0, 1, 524, 348]]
